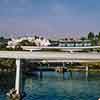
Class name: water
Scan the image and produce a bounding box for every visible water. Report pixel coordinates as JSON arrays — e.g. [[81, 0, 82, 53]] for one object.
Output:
[[0, 71, 100, 100]]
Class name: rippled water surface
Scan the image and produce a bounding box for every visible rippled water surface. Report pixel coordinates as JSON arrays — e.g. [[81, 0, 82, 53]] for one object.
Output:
[[0, 71, 100, 100]]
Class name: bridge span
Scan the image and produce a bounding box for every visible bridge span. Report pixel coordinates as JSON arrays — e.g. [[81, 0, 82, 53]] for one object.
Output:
[[3, 50, 100, 98], [0, 51, 100, 62]]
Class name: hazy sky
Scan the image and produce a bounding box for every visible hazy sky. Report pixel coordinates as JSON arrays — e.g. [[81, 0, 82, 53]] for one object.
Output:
[[0, 0, 100, 38]]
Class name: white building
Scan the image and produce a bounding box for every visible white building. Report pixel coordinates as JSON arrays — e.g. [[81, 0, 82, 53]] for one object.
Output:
[[34, 38, 50, 46], [7, 36, 51, 48]]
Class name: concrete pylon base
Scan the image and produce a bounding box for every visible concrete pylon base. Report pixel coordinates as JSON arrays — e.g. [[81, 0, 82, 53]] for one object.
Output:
[[9, 94, 20, 100], [7, 88, 20, 100]]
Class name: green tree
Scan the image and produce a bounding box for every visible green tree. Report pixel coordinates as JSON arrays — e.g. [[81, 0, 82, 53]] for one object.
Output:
[[97, 32, 100, 40], [18, 40, 36, 46], [70, 38, 75, 47], [80, 37, 86, 46], [0, 58, 15, 68], [65, 38, 68, 41], [19, 40, 31, 46], [88, 32, 95, 40], [70, 38, 74, 41], [0, 37, 4, 41], [15, 45, 23, 51], [97, 39, 100, 46], [91, 39, 97, 46]]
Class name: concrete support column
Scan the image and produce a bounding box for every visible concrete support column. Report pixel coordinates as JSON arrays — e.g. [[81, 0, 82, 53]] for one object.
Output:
[[62, 62, 65, 80], [70, 50, 73, 53], [86, 66, 88, 72], [48, 63, 49, 68], [85, 65, 88, 80], [40, 70, 43, 79], [62, 62, 65, 72], [30, 49, 33, 52], [63, 62, 65, 67], [39, 62, 43, 79], [15, 59, 21, 94]]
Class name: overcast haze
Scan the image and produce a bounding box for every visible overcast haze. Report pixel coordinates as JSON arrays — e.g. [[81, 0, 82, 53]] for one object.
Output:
[[0, 0, 100, 38]]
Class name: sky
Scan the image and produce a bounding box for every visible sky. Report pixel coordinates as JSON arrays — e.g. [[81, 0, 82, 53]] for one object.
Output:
[[0, 0, 100, 38]]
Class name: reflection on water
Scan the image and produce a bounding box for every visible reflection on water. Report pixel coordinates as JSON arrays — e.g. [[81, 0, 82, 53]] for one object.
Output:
[[0, 71, 100, 100]]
